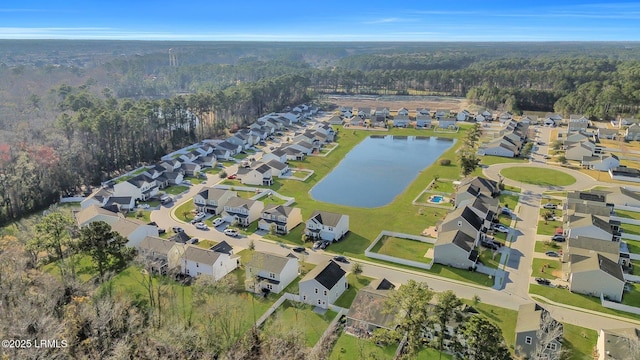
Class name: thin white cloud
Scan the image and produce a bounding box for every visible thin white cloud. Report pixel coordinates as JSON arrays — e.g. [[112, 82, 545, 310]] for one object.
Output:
[[363, 17, 405, 24]]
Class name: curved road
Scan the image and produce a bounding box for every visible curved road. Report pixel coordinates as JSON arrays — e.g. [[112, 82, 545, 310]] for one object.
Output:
[[148, 157, 637, 330]]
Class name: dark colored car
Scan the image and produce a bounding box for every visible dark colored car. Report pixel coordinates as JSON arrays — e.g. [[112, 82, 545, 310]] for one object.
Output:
[[292, 246, 306, 253], [535, 277, 551, 285], [333, 256, 349, 263], [551, 234, 566, 242]]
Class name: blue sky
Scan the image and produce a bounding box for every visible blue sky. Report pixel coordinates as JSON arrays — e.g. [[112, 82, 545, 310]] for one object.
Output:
[[1, 1, 640, 41]]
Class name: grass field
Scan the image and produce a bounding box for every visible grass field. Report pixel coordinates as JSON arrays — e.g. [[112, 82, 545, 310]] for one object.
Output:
[[263, 300, 337, 347], [622, 222, 640, 236], [369, 236, 434, 264], [529, 284, 640, 321], [164, 185, 190, 195], [531, 258, 562, 280], [500, 167, 576, 186], [534, 240, 563, 254], [499, 193, 520, 211], [334, 273, 373, 308], [42, 253, 97, 283], [614, 209, 640, 220], [478, 156, 529, 166]]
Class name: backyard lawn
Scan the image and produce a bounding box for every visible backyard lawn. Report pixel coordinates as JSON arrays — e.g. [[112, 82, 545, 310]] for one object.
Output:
[[537, 216, 563, 236], [498, 193, 520, 212], [478, 249, 501, 269], [126, 209, 151, 223], [329, 332, 452, 360], [263, 300, 337, 347], [614, 209, 640, 220], [164, 185, 190, 195], [369, 236, 434, 264], [42, 253, 97, 283], [334, 274, 373, 308], [500, 167, 576, 186], [563, 324, 598, 360], [428, 178, 456, 194], [622, 222, 640, 236]]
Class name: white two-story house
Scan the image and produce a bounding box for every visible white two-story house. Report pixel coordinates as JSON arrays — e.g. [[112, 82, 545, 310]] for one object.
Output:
[[245, 251, 299, 294], [304, 210, 350, 242], [299, 260, 347, 309]]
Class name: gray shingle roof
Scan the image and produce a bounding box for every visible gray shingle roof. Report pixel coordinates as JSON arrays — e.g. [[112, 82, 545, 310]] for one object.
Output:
[[308, 210, 346, 227]]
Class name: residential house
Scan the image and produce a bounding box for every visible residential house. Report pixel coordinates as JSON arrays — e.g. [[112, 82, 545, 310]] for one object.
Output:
[[237, 164, 273, 186], [357, 107, 371, 119], [304, 210, 350, 242], [349, 116, 364, 126], [193, 188, 237, 214], [566, 190, 613, 213], [75, 205, 123, 227], [396, 107, 409, 116], [177, 242, 238, 280], [213, 147, 232, 161], [477, 137, 518, 157], [439, 205, 486, 237], [216, 140, 242, 156], [546, 113, 563, 124], [582, 154, 620, 171], [433, 229, 479, 269], [626, 123, 640, 141], [288, 140, 315, 155], [515, 303, 563, 360], [434, 109, 449, 120], [328, 115, 344, 125], [563, 131, 593, 147], [568, 115, 590, 132], [416, 108, 430, 116], [104, 196, 135, 211], [520, 114, 538, 125], [345, 278, 397, 335], [568, 253, 625, 301], [374, 107, 389, 118], [466, 195, 499, 229], [81, 187, 113, 209], [339, 106, 353, 116], [179, 151, 199, 163], [459, 176, 500, 197], [262, 159, 289, 177], [415, 114, 432, 128], [456, 110, 470, 121], [258, 204, 303, 234], [543, 117, 559, 127], [610, 166, 640, 183], [138, 236, 176, 274], [392, 115, 411, 127], [563, 236, 621, 266], [193, 155, 216, 168], [245, 251, 299, 294], [499, 112, 513, 123], [113, 174, 158, 201], [158, 171, 184, 186], [565, 141, 597, 161], [566, 213, 619, 242], [158, 159, 182, 172], [621, 118, 640, 126], [261, 148, 287, 164], [109, 217, 159, 248], [180, 162, 201, 176], [598, 128, 619, 140], [438, 117, 457, 129], [606, 186, 640, 207], [596, 327, 640, 360], [222, 197, 265, 226], [299, 260, 347, 309], [282, 146, 306, 161]]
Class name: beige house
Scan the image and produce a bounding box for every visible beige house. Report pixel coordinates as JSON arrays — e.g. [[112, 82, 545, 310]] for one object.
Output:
[[596, 327, 640, 360], [568, 253, 625, 301], [193, 188, 237, 214], [433, 229, 479, 269], [222, 197, 265, 227], [245, 252, 299, 294], [258, 204, 303, 234]]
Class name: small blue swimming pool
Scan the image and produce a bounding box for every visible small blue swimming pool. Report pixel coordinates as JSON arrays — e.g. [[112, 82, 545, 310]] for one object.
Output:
[[430, 195, 444, 203]]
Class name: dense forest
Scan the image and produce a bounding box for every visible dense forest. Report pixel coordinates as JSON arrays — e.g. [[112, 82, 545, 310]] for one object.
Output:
[[1, 40, 640, 223]]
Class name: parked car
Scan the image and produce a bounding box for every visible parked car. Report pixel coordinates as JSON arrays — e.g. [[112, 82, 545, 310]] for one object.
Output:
[[551, 234, 566, 242], [188, 237, 199, 244], [292, 246, 306, 253], [160, 195, 172, 204], [224, 228, 239, 237], [542, 203, 557, 209], [212, 218, 225, 227], [481, 241, 500, 250], [137, 203, 150, 209], [494, 225, 509, 233], [227, 174, 237, 180], [158, 228, 166, 234], [183, 180, 192, 185], [193, 212, 206, 222], [545, 251, 560, 257], [537, 141, 545, 145], [320, 241, 329, 249], [500, 207, 511, 215], [535, 277, 551, 285], [313, 241, 323, 250], [333, 256, 349, 263], [195, 222, 209, 230], [172, 227, 184, 233]]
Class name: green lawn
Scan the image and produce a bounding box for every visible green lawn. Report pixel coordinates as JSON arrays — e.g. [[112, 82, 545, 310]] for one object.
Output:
[[537, 217, 563, 236], [461, 301, 518, 351], [500, 167, 576, 186], [622, 222, 640, 236], [625, 239, 640, 254], [503, 184, 521, 193], [329, 332, 452, 360], [498, 193, 520, 212], [429, 179, 455, 194], [479, 156, 529, 166], [563, 324, 597, 360], [529, 284, 640, 321], [164, 185, 190, 195], [175, 199, 195, 222], [334, 274, 373, 308], [42, 253, 97, 283], [126, 209, 151, 223], [196, 239, 218, 249], [497, 213, 512, 227], [534, 240, 562, 253], [622, 283, 640, 307], [263, 300, 337, 347], [369, 236, 434, 264], [613, 209, 640, 220], [478, 249, 501, 269], [428, 264, 494, 287], [531, 258, 562, 280], [203, 167, 222, 175], [183, 176, 205, 185], [140, 199, 161, 207]]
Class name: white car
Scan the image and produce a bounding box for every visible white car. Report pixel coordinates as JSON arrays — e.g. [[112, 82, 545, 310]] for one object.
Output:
[[224, 228, 239, 237], [195, 222, 208, 230], [137, 204, 150, 209], [495, 225, 509, 233], [542, 203, 557, 209], [212, 218, 225, 227], [193, 212, 206, 222]]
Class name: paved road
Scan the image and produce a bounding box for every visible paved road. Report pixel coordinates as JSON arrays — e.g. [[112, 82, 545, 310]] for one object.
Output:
[[147, 144, 638, 331]]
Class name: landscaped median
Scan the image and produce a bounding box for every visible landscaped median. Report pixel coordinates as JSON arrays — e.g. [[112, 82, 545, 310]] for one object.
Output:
[[500, 167, 577, 187]]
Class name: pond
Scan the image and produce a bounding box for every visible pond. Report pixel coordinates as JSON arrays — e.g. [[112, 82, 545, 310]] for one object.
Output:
[[310, 135, 455, 207]]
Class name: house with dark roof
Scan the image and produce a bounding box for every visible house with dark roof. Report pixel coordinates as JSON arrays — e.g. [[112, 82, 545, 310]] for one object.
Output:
[[415, 114, 432, 128], [568, 115, 590, 132], [237, 163, 273, 186], [439, 205, 486, 237], [113, 174, 158, 201], [433, 229, 479, 269], [477, 136, 518, 157], [261, 148, 287, 164], [180, 162, 201, 176], [392, 114, 411, 127], [563, 236, 621, 266], [597, 128, 619, 140], [222, 197, 265, 227], [566, 213, 619, 242], [596, 327, 640, 360], [345, 278, 397, 335], [304, 210, 350, 242], [216, 140, 242, 155], [193, 155, 216, 168], [327, 115, 345, 125], [606, 186, 640, 207], [299, 260, 347, 309], [281, 146, 305, 161], [75, 204, 124, 227], [104, 196, 135, 211], [245, 251, 299, 294], [459, 176, 500, 197], [515, 303, 563, 360], [262, 159, 289, 177], [193, 188, 237, 214], [568, 253, 625, 301], [565, 140, 597, 161], [81, 187, 113, 209], [258, 204, 303, 234], [609, 166, 640, 183]]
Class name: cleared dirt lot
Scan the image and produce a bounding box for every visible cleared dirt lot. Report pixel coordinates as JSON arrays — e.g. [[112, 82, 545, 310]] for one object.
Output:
[[326, 94, 470, 114]]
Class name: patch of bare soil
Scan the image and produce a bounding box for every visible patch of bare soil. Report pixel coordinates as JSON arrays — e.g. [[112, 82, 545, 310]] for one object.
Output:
[[326, 95, 470, 114]]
